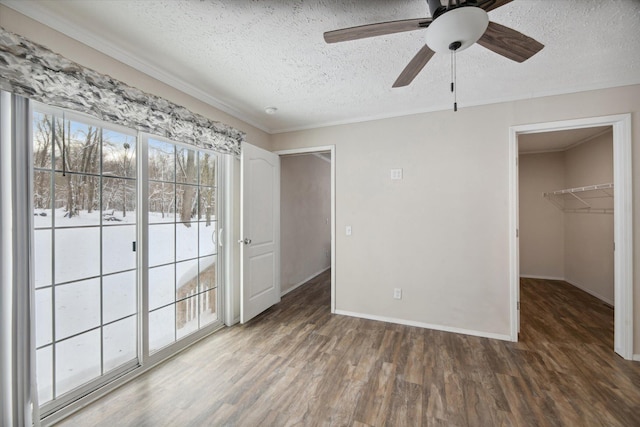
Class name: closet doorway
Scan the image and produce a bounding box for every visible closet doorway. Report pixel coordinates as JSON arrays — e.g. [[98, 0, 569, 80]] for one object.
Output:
[[508, 115, 633, 359]]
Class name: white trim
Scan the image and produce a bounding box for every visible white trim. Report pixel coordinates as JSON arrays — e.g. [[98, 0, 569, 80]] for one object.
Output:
[[269, 82, 640, 134], [275, 145, 336, 314], [509, 114, 634, 360], [223, 155, 236, 326], [280, 267, 330, 297], [334, 310, 512, 342], [508, 126, 519, 341], [633, 354, 640, 362], [564, 279, 614, 307], [520, 275, 565, 281]]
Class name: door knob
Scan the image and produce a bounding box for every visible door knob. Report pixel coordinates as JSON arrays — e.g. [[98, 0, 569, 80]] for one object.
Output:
[[238, 238, 252, 245]]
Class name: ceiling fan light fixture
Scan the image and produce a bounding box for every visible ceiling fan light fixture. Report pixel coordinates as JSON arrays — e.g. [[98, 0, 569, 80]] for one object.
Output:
[[425, 7, 489, 53]]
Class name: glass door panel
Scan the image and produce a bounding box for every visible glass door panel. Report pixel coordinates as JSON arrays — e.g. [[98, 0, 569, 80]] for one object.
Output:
[[32, 110, 138, 409]]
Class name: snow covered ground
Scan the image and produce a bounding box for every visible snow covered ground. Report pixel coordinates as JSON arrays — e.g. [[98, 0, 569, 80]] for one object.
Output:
[[34, 208, 218, 403]]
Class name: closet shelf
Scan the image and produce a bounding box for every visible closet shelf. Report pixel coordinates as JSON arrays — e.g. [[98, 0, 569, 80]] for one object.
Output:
[[543, 183, 614, 214]]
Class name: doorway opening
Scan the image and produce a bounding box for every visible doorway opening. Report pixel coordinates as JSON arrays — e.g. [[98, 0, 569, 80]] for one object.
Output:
[[275, 146, 336, 313], [509, 115, 633, 359]]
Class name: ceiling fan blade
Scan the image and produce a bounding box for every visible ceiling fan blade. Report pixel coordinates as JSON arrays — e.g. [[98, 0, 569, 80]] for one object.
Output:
[[392, 45, 435, 88], [477, 21, 544, 62], [478, 0, 514, 12], [324, 18, 431, 44]]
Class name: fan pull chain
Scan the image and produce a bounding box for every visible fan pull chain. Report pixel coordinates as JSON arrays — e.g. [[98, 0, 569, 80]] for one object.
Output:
[[450, 48, 458, 112]]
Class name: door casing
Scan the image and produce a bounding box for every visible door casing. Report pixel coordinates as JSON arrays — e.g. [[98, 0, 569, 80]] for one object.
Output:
[[508, 114, 633, 359]]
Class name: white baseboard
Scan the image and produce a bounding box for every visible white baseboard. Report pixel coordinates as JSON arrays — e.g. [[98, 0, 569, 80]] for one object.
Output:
[[334, 309, 511, 342], [564, 279, 614, 306], [520, 275, 564, 281], [633, 354, 640, 362], [280, 266, 330, 297]]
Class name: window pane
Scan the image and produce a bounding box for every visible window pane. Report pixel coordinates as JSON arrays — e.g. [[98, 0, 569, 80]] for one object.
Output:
[[36, 346, 53, 404], [55, 330, 101, 396], [148, 139, 174, 182], [55, 227, 100, 284], [199, 222, 216, 257], [176, 147, 198, 184], [102, 130, 135, 179], [198, 187, 216, 224], [176, 222, 198, 261], [199, 151, 216, 187], [33, 171, 52, 227], [176, 259, 198, 301], [199, 256, 216, 293], [55, 278, 101, 340], [54, 120, 100, 175], [149, 305, 175, 353], [199, 289, 217, 328], [148, 182, 175, 223], [54, 173, 100, 225], [175, 184, 198, 225], [102, 178, 136, 224], [33, 111, 53, 170], [103, 316, 137, 372], [176, 259, 198, 300], [176, 296, 198, 339], [102, 225, 136, 274], [35, 288, 52, 347], [34, 230, 52, 288], [149, 224, 174, 267], [103, 271, 136, 324], [149, 264, 175, 310]]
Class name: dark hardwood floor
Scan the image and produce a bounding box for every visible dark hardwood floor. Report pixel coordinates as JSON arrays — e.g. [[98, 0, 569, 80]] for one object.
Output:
[[57, 272, 640, 426]]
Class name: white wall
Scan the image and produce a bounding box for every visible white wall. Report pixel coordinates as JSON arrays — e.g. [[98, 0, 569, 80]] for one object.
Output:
[[272, 85, 640, 352], [519, 152, 565, 279], [564, 132, 614, 304], [280, 154, 331, 294]]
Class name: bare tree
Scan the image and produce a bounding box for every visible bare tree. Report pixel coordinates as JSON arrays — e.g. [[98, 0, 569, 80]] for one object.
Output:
[[178, 149, 197, 226]]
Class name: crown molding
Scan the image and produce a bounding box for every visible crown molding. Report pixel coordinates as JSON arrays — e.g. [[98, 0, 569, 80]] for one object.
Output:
[[1, 0, 272, 134]]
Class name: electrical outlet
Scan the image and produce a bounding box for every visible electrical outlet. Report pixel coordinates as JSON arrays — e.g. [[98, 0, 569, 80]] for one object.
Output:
[[393, 288, 402, 299], [390, 168, 403, 180]]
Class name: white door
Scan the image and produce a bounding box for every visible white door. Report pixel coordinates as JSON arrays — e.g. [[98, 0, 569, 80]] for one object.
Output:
[[240, 143, 280, 323]]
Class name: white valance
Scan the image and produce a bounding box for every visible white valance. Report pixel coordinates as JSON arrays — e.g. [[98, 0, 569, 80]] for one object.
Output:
[[0, 27, 243, 155]]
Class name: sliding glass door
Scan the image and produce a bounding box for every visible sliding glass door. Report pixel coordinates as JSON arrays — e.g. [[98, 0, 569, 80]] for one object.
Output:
[[31, 105, 224, 416]]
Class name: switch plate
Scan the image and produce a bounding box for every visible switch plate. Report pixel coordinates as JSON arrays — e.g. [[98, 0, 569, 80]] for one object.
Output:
[[393, 288, 402, 299], [390, 168, 403, 180], [346, 225, 352, 236]]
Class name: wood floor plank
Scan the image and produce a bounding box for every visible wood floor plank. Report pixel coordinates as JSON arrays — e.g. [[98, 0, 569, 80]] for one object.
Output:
[[56, 273, 640, 426]]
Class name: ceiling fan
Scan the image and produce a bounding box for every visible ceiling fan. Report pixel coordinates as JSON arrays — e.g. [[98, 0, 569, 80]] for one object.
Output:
[[324, 0, 544, 89]]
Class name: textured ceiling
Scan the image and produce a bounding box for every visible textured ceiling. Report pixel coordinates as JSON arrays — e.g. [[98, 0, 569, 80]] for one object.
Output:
[[4, 0, 640, 133]]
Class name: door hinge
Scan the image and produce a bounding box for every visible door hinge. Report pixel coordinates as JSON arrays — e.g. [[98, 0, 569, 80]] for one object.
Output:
[[516, 229, 519, 238], [517, 301, 520, 310], [132, 241, 136, 252]]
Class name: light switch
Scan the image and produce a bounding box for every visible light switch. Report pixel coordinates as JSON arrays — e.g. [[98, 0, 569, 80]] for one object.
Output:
[[390, 168, 403, 180], [345, 225, 352, 236]]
